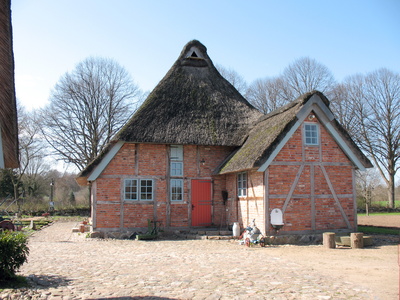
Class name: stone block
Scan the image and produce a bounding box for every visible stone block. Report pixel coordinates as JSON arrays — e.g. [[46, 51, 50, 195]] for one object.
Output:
[[90, 231, 104, 238], [219, 230, 231, 236], [205, 230, 218, 235]]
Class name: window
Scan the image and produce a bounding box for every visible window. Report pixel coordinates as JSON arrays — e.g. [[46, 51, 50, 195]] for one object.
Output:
[[170, 145, 183, 176], [140, 179, 153, 200], [171, 162, 183, 176], [237, 172, 247, 197], [170, 145, 183, 161], [124, 179, 153, 201], [171, 179, 183, 201], [125, 179, 137, 200], [304, 123, 319, 145], [170, 145, 184, 201]]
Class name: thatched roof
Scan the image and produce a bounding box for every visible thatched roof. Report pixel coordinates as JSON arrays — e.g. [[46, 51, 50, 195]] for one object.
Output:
[[0, 0, 18, 168], [77, 40, 262, 182], [217, 91, 373, 174], [112, 40, 262, 146]]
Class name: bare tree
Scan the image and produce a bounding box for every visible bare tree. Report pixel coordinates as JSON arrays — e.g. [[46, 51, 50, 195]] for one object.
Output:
[[41, 57, 141, 171], [18, 107, 49, 198], [3, 105, 48, 209], [246, 76, 293, 114], [282, 57, 336, 96], [355, 168, 381, 214], [349, 69, 400, 209], [215, 64, 247, 94], [329, 81, 362, 139]]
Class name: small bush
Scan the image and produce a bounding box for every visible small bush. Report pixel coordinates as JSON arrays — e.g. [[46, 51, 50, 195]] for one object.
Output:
[[0, 231, 29, 279]]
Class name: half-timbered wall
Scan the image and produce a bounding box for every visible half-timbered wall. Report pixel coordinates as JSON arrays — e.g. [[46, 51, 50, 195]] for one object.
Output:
[[265, 113, 356, 235], [92, 143, 233, 231]]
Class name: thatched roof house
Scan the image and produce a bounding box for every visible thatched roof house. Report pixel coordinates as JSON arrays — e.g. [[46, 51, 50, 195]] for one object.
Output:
[[77, 40, 372, 237], [0, 0, 18, 169]]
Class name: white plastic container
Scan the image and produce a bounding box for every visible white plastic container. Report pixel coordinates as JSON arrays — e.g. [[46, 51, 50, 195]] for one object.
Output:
[[232, 222, 240, 237]]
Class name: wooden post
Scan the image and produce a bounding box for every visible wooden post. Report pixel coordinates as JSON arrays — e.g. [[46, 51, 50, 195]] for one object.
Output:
[[350, 232, 364, 248], [323, 232, 336, 249]]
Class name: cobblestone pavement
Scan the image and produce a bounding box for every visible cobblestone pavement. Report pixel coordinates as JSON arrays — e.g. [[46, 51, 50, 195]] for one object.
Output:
[[1, 222, 396, 299]]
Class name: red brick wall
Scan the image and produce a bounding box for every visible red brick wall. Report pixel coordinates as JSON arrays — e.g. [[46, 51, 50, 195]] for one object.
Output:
[[93, 113, 356, 235], [93, 143, 234, 230], [266, 114, 356, 234], [228, 113, 357, 235]]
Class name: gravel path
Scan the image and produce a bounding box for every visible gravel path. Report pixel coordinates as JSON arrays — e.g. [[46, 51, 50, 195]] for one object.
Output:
[[1, 221, 398, 299]]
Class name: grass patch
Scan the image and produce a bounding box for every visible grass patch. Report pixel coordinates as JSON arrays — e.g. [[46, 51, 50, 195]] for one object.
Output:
[[0, 276, 28, 290], [358, 212, 400, 216], [358, 226, 400, 235], [371, 200, 400, 207]]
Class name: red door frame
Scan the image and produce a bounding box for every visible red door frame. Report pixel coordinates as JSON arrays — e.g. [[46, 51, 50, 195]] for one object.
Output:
[[191, 179, 212, 226]]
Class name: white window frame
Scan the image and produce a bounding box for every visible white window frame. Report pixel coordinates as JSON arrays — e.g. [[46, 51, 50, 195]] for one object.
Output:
[[170, 145, 183, 177], [170, 145, 183, 202], [304, 123, 319, 146], [170, 179, 183, 201], [124, 179, 154, 201], [170, 161, 183, 177], [237, 172, 247, 197], [170, 145, 183, 161]]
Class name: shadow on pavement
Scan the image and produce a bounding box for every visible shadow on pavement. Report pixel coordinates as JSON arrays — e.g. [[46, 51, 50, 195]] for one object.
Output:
[[26, 274, 72, 288]]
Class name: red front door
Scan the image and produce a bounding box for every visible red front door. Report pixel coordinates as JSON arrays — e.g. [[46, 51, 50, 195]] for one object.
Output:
[[191, 179, 212, 226]]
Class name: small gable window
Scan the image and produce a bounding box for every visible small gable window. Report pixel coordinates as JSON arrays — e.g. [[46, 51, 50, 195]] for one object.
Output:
[[185, 47, 203, 60], [237, 172, 247, 197], [304, 123, 319, 145]]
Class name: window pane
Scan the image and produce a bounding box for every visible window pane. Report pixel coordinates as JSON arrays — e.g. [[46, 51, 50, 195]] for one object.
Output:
[[304, 124, 318, 145], [237, 172, 247, 197], [171, 179, 183, 201], [139, 179, 153, 201], [125, 179, 137, 200], [171, 162, 183, 176], [170, 145, 183, 161]]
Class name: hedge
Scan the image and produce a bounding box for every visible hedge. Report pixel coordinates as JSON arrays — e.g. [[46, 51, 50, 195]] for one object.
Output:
[[0, 231, 29, 280]]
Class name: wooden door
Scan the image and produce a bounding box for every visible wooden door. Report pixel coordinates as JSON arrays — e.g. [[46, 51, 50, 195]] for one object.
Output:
[[191, 179, 212, 226]]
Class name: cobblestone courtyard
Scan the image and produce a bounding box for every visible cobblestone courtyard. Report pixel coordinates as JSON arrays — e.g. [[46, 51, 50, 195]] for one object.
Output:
[[1, 221, 398, 299]]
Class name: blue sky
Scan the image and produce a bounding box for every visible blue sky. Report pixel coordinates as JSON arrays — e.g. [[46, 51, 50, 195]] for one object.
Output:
[[12, 0, 400, 110]]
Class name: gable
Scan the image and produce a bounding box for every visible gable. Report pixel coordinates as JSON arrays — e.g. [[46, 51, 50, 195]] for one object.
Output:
[[272, 115, 353, 164], [217, 91, 372, 175], [258, 94, 368, 171]]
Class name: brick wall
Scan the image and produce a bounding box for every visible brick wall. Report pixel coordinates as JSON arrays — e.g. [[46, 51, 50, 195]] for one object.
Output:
[[93, 143, 234, 230], [93, 113, 356, 235], [267, 114, 356, 234], [229, 113, 356, 235]]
